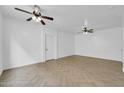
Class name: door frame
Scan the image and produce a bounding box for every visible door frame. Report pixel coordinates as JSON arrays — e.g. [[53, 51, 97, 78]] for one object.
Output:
[[42, 31, 58, 62]]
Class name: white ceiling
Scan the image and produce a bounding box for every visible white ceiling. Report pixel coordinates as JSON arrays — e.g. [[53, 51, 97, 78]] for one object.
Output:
[[0, 5, 124, 32]]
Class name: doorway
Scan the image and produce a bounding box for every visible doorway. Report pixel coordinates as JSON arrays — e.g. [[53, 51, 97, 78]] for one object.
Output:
[[45, 33, 57, 61]]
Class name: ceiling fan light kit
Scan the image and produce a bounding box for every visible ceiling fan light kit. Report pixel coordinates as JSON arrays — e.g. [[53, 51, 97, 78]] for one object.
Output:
[[32, 16, 41, 22], [15, 5, 54, 25], [32, 16, 36, 20]]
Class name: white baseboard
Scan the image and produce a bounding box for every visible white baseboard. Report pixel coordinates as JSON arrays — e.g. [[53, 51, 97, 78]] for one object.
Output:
[[58, 55, 74, 59], [3, 60, 43, 70], [75, 54, 121, 62]]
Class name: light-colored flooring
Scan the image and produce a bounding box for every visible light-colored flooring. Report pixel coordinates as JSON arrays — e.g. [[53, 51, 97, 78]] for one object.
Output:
[[0, 55, 124, 87]]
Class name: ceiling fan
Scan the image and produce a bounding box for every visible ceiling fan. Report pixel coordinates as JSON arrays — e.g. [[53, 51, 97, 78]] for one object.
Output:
[[14, 5, 54, 25], [81, 27, 93, 34], [78, 19, 94, 34]]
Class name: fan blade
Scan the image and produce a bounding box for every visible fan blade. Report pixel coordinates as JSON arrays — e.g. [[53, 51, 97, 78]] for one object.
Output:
[[26, 17, 32, 21], [41, 16, 54, 21], [15, 8, 32, 14], [41, 20, 45, 25], [88, 29, 93, 33]]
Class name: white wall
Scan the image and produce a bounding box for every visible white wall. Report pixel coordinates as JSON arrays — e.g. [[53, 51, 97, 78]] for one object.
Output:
[[3, 16, 45, 70], [58, 31, 75, 58], [3, 15, 122, 70], [75, 27, 122, 61], [0, 13, 3, 75], [2, 16, 75, 70]]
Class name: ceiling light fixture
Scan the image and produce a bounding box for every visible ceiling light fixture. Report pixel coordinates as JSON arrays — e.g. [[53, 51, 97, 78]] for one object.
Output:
[[36, 17, 41, 22], [81, 19, 94, 34], [32, 16, 36, 20], [32, 16, 41, 22]]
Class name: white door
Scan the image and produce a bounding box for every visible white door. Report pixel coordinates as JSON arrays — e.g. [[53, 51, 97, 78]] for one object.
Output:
[[45, 34, 55, 61]]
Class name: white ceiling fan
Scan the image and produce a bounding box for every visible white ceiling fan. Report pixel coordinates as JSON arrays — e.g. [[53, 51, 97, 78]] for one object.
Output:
[[78, 19, 94, 34]]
